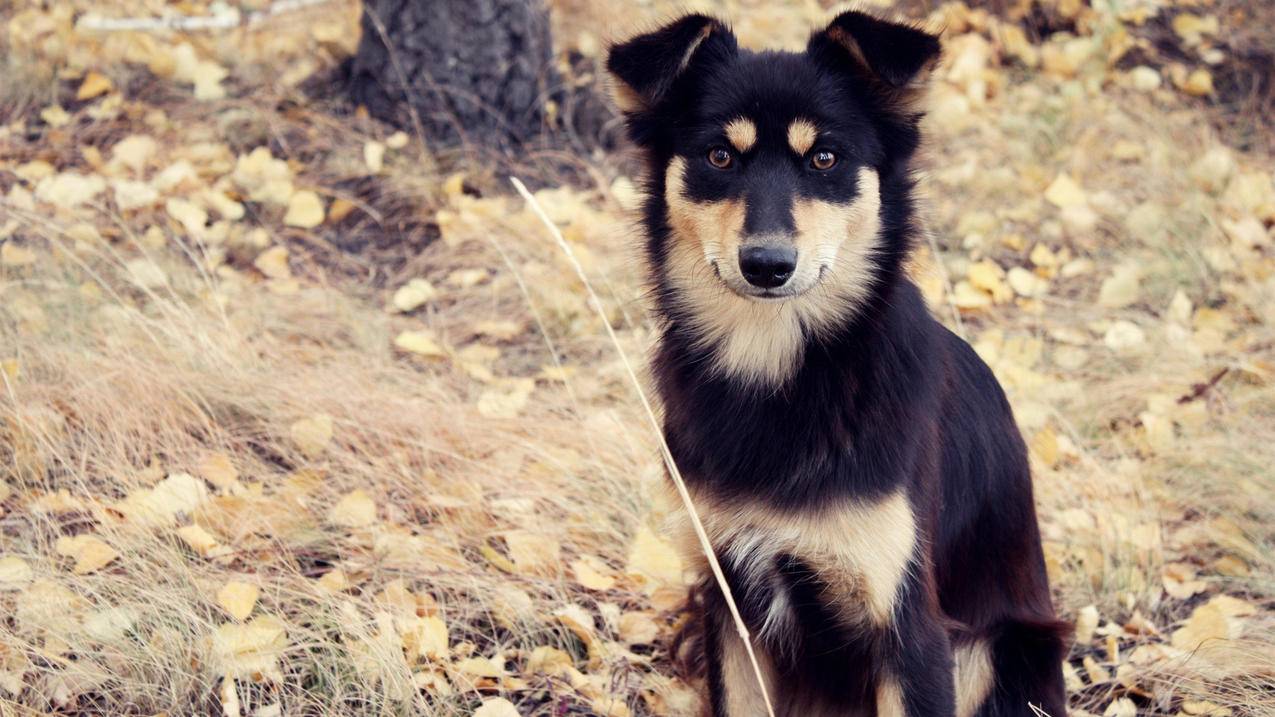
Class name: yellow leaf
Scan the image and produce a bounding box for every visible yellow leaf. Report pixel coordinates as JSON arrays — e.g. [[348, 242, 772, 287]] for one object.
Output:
[[454, 656, 503, 678], [363, 141, 385, 173], [327, 489, 377, 528], [951, 280, 992, 310], [166, 197, 208, 236], [1, 242, 37, 267], [198, 453, 239, 491], [211, 615, 288, 680], [217, 580, 260, 621], [253, 245, 292, 280], [967, 260, 1011, 303], [284, 190, 325, 228], [394, 330, 446, 358], [56, 535, 118, 574], [1103, 321, 1146, 354], [618, 611, 659, 645], [571, 557, 617, 591], [177, 524, 226, 558], [76, 71, 114, 101], [317, 569, 348, 592], [626, 525, 683, 586], [35, 172, 106, 209], [476, 378, 534, 419], [385, 131, 409, 149], [40, 105, 71, 127], [402, 615, 448, 661], [1044, 173, 1087, 208], [1006, 267, 1049, 298], [1074, 604, 1099, 644], [390, 279, 437, 313], [1180, 68, 1214, 97], [473, 698, 520, 717], [1172, 602, 1234, 652], [1103, 697, 1137, 717], [503, 530, 559, 575], [0, 556, 35, 590], [290, 414, 333, 457], [1098, 264, 1141, 308], [446, 268, 488, 288], [125, 258, 168, 289], [474, 320, 522, 340]]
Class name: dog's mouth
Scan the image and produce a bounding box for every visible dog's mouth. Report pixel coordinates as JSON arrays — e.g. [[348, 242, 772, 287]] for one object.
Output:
[[710, 261, 828, 302]]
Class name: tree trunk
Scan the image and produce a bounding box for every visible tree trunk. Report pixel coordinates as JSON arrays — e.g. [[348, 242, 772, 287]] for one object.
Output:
[[350, 0, 606, 158]]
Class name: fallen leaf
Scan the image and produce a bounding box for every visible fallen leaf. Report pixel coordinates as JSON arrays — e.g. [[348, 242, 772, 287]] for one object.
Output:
[[198, 453, 239, 491], [391, 279, 437, 313], [217, 581, 260, 621], [327, 489, 376, 528], [626, 525, 683, 586], [177, 524, 227, 558], [363, 141, 385, 173], [77, 71, 114, 101], [473, 697, 520, 717], [290, 414, 333, 458], [618, 611, 659, 645], [394, 330, 447, 358], [503, 530, 559, 575], [1045, 173, 1087, 208], [211, 615, 288, 680], [0, 556, 35, 590], [253, 245, 291, 280], [1, 243, 37, 267], [55, 535, 119, 574], [284, 190, 325, 228], [572, 557, 617, 591]]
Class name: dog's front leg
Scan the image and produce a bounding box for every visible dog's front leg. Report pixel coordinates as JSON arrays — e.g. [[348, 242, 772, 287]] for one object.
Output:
[[876, 595, 957, 717], [705, 603, 779, 717]]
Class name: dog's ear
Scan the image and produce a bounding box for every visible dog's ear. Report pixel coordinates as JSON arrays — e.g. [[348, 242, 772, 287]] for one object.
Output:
[[606, 14, 737, 114], [808, 11, 940, 114]]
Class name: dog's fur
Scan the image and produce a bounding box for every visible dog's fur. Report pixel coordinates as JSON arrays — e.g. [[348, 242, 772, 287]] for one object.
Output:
[[607, 12, 1069, 717]]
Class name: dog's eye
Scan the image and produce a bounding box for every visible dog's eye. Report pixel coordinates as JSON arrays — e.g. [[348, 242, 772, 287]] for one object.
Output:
[[707, 147, 734, 169], [810, 150, 837, 170]]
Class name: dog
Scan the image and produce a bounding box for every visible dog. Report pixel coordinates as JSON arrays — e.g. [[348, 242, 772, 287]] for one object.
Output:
[[607, 11, 1069, 717]]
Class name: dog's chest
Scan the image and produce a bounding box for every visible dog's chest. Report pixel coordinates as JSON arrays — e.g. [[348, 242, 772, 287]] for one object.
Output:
[[678, 487, 918, 632], [680, 491, 918, 636]]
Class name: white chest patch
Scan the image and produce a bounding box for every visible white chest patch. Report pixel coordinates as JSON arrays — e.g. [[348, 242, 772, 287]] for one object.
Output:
[[673, 490, 918, 643]]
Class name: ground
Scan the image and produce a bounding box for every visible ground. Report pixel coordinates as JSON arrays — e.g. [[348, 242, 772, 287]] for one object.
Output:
[[1, 0, 1273, 716]]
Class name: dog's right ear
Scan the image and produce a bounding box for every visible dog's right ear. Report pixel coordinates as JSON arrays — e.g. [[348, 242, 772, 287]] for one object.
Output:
[[606, 15, 737, 115]]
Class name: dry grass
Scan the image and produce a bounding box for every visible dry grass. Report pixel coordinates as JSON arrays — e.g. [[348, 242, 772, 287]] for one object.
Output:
[[2, 0, 1275, 715]]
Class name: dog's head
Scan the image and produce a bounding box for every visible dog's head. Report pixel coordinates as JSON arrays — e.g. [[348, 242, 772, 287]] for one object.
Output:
[[608, 12, 939, 382]]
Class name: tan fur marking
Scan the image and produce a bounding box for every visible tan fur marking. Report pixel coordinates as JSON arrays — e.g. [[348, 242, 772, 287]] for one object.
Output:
[[609, 79, 647, 114], [725, 118, 758, 153], [679, 22, 715, 72], [661, 160, 883, 384], [786, 118, 818, 155], [954, 640, 995, 717], [876, 677, 907, 717], [719, 628, 777, 717], [673, 488, 917, 630]]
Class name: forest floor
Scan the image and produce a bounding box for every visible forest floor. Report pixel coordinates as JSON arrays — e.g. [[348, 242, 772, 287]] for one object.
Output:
[[1, 0, 1273, 715]]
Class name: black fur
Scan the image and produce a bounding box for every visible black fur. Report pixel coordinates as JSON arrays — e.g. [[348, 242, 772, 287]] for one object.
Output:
[[609, 10, 1068, 717]]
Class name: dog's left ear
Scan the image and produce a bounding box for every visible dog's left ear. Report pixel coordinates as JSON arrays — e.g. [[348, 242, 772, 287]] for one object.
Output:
[[809, 11, 941, 114]]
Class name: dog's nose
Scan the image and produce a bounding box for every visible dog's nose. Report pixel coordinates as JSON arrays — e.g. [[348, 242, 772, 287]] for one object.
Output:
[[739, 246, 796, 289]]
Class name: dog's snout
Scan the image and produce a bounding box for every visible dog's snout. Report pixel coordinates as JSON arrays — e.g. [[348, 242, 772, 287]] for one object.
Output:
[[739, 245, 797, 289]]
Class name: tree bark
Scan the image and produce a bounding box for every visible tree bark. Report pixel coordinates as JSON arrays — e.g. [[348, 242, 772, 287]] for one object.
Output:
[[350, 0, 582, 157]]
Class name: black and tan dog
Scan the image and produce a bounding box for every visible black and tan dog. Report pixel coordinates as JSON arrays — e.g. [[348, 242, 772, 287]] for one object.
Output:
[[607, 11, 1068, 717]]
